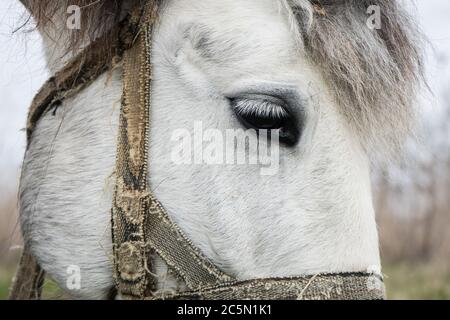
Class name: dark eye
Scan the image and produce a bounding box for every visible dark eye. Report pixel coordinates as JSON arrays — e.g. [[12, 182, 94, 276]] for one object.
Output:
[[230, 94, 300, 146]]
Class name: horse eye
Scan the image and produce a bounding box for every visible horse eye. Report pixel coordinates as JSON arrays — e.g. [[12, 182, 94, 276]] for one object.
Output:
[[230, 94, 300, 146]]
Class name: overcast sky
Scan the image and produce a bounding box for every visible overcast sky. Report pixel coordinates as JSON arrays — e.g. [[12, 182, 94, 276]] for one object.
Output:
[[0, 0, 449, 191], [0, 0, 48, 190]]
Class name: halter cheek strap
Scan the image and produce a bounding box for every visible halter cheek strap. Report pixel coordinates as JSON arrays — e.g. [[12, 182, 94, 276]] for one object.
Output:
[[10, 0, 385, 300]]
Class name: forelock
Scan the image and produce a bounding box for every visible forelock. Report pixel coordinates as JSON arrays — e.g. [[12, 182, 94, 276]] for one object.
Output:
[[284, 0, 426, 156]]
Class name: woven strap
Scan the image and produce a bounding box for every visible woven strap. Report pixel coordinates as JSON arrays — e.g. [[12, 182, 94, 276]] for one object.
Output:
[[8, 247, 45, 300], [143, 194, 234, 290], [151, 273, 385, 300], [111, 0, 157, 297]]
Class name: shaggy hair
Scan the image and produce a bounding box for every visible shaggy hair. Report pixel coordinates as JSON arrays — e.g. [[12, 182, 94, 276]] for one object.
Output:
[[288, 0, 425, 154], [19, 0, 140, 53], [21, 0, 425, 153]]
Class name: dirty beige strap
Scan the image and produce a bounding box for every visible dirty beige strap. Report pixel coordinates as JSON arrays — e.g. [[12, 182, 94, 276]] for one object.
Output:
[[111, 0, 160, 298], [8, 247, 45, 300], [151, 273, 386, 300], [144, 194, 234, 290]]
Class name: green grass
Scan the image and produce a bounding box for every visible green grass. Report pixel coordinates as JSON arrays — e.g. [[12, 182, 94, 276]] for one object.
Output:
[[0, 270, 11, 299], [0, 269, 67, 300], [1, 264, 450, 300], [383, 264, 450, 300]]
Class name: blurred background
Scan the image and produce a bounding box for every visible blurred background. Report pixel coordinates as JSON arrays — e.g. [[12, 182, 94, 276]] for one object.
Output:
[[0, 1, 449, 299]]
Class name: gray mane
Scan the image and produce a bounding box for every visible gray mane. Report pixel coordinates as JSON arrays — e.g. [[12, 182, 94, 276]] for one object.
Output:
[[290, 0, 425, 154]]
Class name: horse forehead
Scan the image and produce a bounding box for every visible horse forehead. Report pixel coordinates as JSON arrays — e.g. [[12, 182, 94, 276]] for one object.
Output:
[[161, 0, 297, 58], [167, 0, 286, 21]]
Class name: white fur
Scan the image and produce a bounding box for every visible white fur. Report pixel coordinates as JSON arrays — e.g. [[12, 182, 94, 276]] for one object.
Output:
[[20, 0, 381, 299]]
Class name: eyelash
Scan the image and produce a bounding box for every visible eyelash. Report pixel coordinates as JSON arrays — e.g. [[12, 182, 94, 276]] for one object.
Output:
[[231, 98, 289, 120]]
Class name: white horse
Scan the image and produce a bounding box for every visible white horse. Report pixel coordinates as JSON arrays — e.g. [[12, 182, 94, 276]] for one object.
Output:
[[18, 0, 424, 299]]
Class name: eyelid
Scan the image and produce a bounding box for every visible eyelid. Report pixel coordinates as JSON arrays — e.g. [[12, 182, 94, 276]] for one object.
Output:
[[236, 93, 288, 107]]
